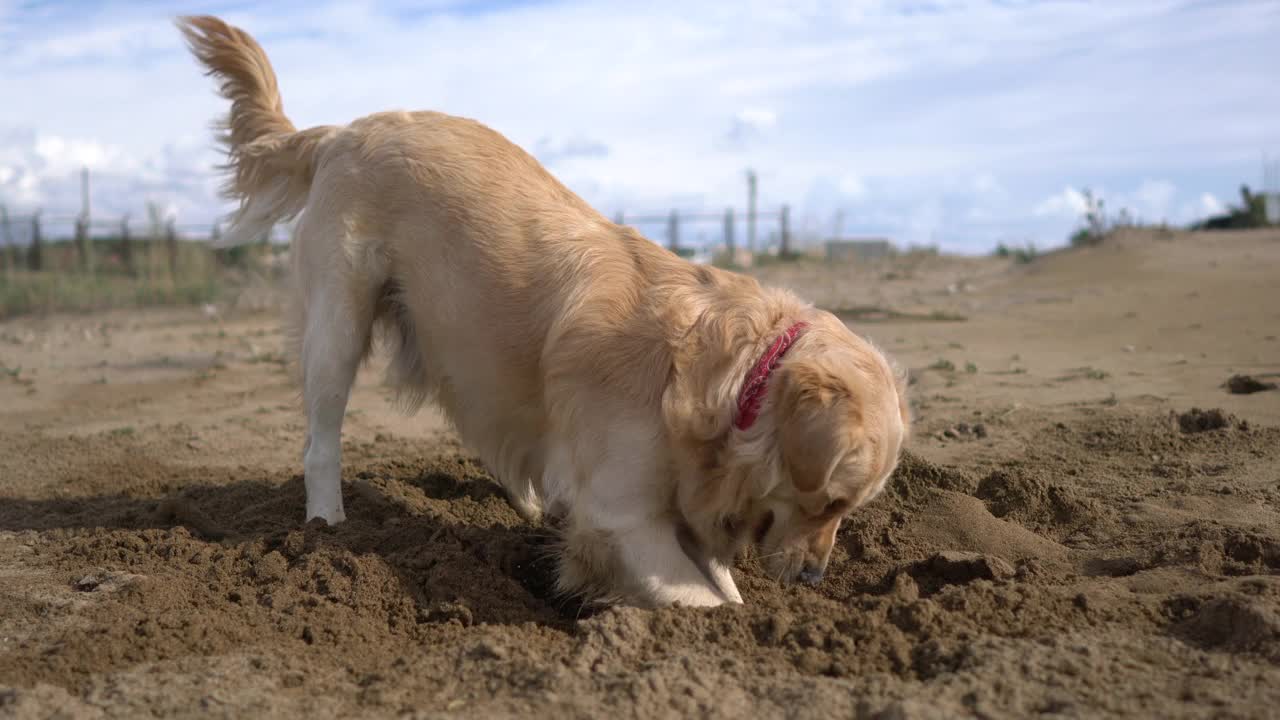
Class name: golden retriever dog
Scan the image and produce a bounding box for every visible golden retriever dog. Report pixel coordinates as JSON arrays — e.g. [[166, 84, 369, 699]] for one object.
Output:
[[178, 15, 910, 608]]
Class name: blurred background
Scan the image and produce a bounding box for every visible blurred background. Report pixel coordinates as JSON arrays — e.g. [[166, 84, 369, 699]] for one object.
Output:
[[0, 0, 1277, 316]]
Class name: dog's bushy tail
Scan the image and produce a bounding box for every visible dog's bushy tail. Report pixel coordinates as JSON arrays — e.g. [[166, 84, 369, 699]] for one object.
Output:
[[177, 15, 332, 247]]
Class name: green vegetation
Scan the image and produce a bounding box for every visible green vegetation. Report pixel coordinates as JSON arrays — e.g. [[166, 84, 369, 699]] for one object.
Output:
[[1192, 185, 1273, 230], [1066, 188, 1144, 248], [1081, 367, 1110, 380], [747, 250, 810, 267], [1, 266, 220, 319], [993, 241, 1039, 264], [0, 195, 290, 320], [1047, 181, 1275, 252], [0, 231, 286, 319]]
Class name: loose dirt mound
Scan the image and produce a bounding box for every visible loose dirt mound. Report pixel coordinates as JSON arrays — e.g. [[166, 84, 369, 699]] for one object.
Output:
[[3, 405, 1279, 718], [5, 229, 1280, 716]]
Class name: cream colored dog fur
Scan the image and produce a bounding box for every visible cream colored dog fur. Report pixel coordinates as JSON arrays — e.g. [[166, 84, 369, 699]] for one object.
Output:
[[179, 15, 910, 608]]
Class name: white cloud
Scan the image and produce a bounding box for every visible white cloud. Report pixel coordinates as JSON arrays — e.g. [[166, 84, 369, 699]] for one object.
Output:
[[837, 174, 867, 199], [1033, 180, 1234, 230], [1033, 187, 1089, 218], [724, 108, 780, 148], [1130, 179, 1177, 222], [1174, 191, 1228, 225], [735, 108, 777, 132], [972, 173, 1002, 196], [0, 126, 220, 224], [0, 0, 1275, 254], [33, 135, 131, 175], [533, 135, 610, 167], [1034, 180, 1185, 225], [1200, 192, 1225, 216]]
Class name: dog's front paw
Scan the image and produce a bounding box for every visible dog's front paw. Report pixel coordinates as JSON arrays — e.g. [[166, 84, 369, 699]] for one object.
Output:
[[305, 504, 346, 525], [649, 584, 730, 608], [553, 525, 622, 603]]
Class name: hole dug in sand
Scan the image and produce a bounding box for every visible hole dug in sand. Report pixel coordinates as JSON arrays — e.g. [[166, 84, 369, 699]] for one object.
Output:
[[4, 409, 1280, 718]]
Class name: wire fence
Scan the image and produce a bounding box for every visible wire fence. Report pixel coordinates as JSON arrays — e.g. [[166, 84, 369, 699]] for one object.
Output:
[[0, 197, 884, 320], [612, 204, 796, 263], [0, 200, 802, 275], [0, 205, 293, 318], [0, 164, 814, 276], [0, 208, 263, 278]]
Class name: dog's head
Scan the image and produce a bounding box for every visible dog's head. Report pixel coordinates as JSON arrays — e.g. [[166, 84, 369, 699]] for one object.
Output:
[[679, 314, 910, 586], [750, 332, 909, 585]]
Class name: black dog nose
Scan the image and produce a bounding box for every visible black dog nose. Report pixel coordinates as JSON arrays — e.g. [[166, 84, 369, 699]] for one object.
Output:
[[797, 565, 824, 586]]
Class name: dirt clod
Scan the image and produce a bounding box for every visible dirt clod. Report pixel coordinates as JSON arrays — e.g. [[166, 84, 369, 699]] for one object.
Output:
[[1172, 595, 1280, 660], [902, 551, 1016, 595], [935, 422, 988, 442], [1226, 374, 1277, 394], [1174, 407, 1236, 433], [72, 571, 142, 593]]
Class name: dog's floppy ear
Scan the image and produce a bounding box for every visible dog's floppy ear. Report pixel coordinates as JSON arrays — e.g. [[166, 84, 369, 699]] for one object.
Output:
[[774, 359, 856, 495]]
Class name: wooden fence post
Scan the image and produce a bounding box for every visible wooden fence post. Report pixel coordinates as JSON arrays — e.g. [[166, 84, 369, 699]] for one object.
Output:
[[166, 220, 178, 278], [667, 210, 680, 254], [0, 206, 12, 277], [120, 216, 135, 277], [780, 204, 792, 258], [746, 170, 758, 254], [261, 224, 274, 268], [28, 213, 43, 272], [723, 208, 735, 266], [144, 219, 154, 282], [613, 211, 624, 225], [75, 216, 93, 273], [210, 223, 224, 268]]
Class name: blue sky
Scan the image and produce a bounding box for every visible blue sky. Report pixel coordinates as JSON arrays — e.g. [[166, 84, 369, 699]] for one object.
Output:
[[1, 0, 1277, 253]]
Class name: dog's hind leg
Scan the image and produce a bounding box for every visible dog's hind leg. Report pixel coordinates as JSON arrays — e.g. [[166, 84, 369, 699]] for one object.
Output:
[[295, 230, 382, 525]]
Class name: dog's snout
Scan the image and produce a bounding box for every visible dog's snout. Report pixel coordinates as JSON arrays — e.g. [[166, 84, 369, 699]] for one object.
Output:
[[797, 564, 824, 586]]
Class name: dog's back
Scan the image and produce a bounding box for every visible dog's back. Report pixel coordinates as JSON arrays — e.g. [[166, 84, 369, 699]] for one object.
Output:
[[178, 15, 708, 526]]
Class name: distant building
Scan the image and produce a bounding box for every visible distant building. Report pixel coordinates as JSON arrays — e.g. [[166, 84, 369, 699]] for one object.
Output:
[[824, 237, 894, 263]]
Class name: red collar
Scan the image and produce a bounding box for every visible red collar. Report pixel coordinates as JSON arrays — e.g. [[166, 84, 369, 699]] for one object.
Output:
[[733, 321, 809, 431]]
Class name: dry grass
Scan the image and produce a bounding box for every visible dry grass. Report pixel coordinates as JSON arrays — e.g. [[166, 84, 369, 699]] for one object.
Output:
[[0, 240, 280, 320], [0, 271, 221, 319]]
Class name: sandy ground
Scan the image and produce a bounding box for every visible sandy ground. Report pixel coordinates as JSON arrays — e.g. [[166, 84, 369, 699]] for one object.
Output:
[[1, 228, 1278, 719]]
